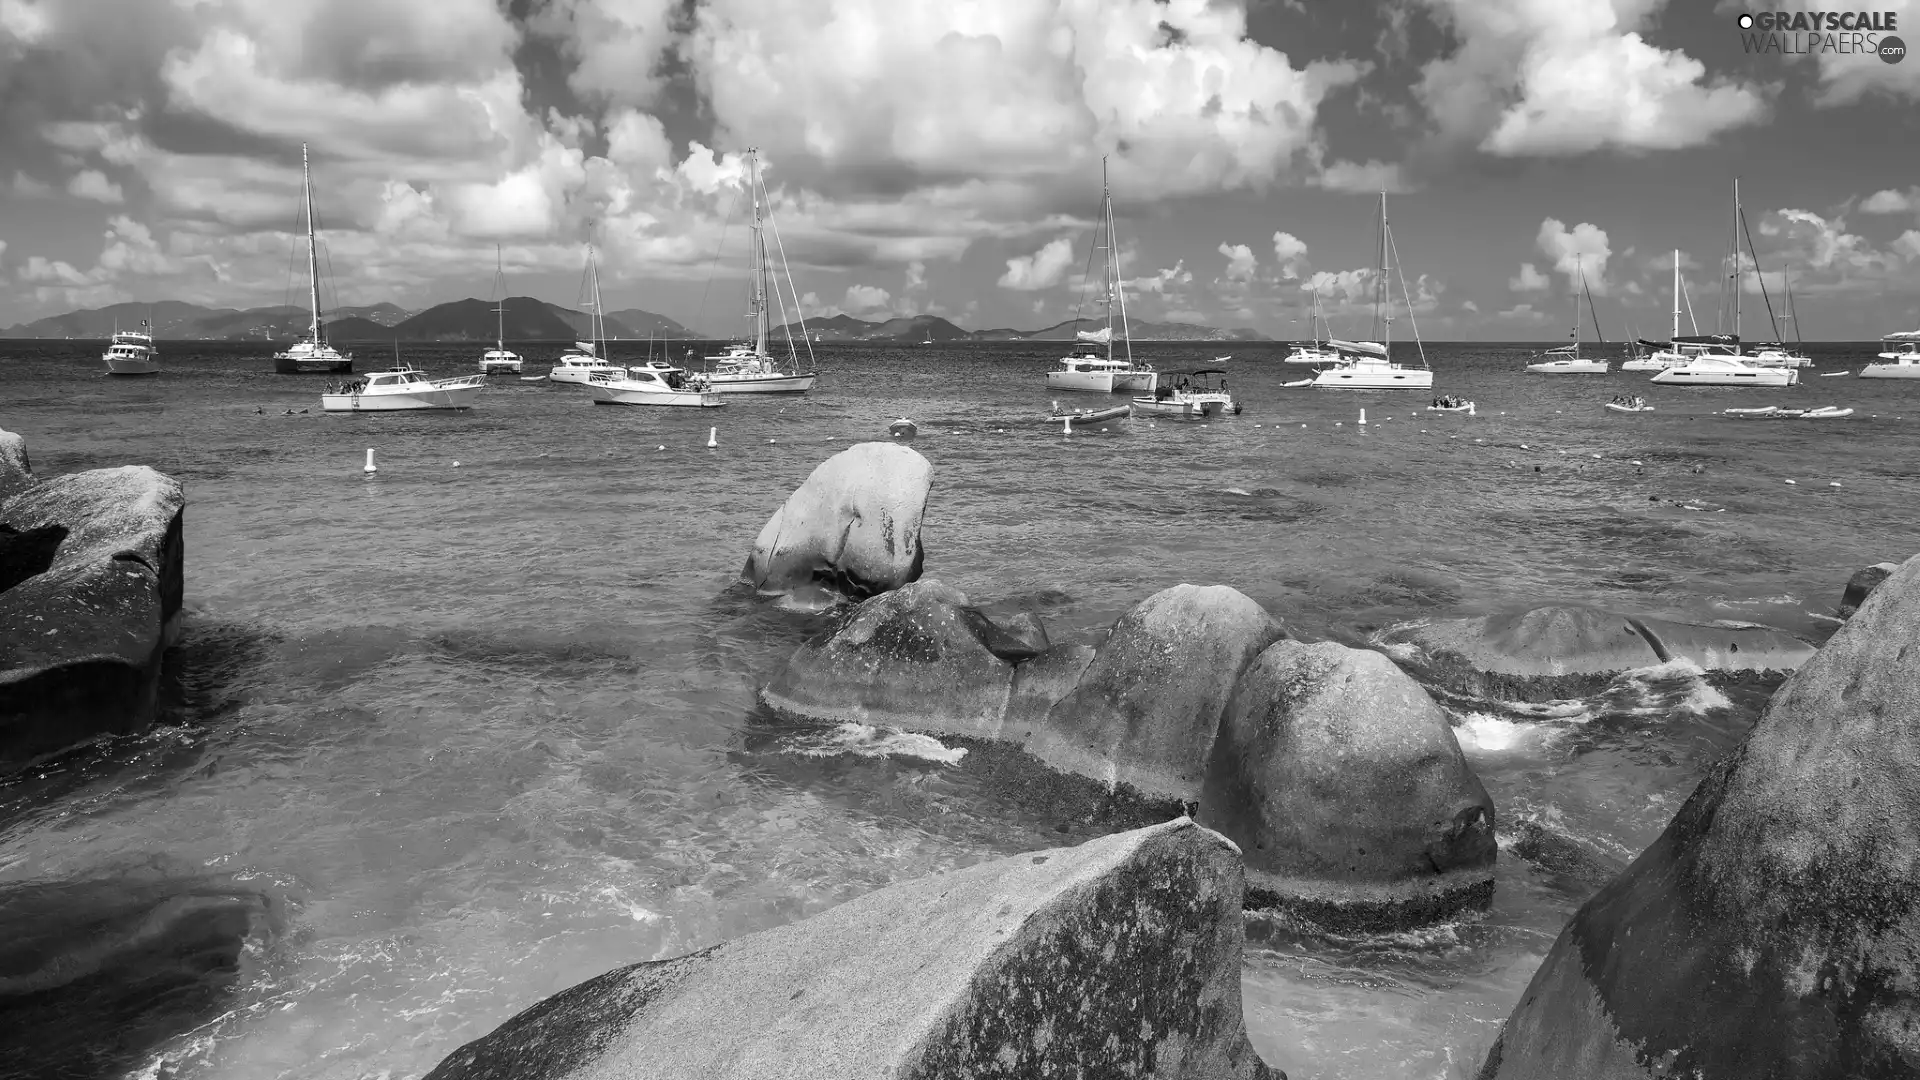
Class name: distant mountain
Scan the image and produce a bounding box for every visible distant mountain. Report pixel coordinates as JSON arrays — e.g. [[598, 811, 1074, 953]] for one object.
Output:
[[770, 313, 970, 343], [772, 312, 1265, 343], [0, 301, 419, 340], [320, 316, 394, 342]]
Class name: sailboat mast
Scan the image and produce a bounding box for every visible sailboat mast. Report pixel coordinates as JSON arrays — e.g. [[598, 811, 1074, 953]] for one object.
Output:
[[751, 147, 769, 357], [1731, 178, 1743, 350], [1377, 192, 1392, 351], [303, 143, 321, 344], [1785, 268, 1802, 344], [1102, 156, 1114, 363], [1671, 249, 1680, 340], [1582, 261, 1604, 342], [494, 243, 505, 350], [1569, 257, 1581, 347]]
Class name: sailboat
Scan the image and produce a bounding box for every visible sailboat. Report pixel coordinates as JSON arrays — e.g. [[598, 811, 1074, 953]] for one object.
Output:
[[546, 241, 624, 384], [692, 148, 818, 393], [1652, 180, 1795, 387], [1046, 157, 1156, 394], [478, 245, 522, 374], [273, 144, 354, 373], [1312, 192, 1434, 390], [1526, 256, 1610, 373], [103, 317, 158, 375], [1284, 291, 1340, 364], [1747, 266, 1812, 368]]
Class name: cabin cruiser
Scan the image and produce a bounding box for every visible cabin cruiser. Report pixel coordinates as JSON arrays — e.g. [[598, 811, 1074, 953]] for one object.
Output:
[[102, 328, 158, 375], [547, 342, 623, 384], [479, 346, 523, 375], [320, 368, 486, 411], [1131, 368, 1239, 419], [584, 361, 723, 407], [1861, 331, 1920, 378]]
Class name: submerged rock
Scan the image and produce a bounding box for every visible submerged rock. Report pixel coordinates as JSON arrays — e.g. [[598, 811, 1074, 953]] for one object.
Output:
[[1481, 551, 1920, 1078], [1839, 560, 1898, 617], [1025, 584, 1286, 802], [1200, 640, 1496, 932], [424, 818, 1283, 1080], [741, 442, 931, 613], [1385, 604, 1811, 702], [0, 461, 186, 770]]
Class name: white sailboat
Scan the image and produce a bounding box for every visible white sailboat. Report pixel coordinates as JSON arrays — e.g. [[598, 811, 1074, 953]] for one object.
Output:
[[1046, 158, 1156, 394], [1746, 267, 1813, 369], [1526, 256, 1610, 373], [103, 321, 158, 375], [695, 147, 819, 393], [478, 245, 522, 374], [1623, 252, 1685, 371], [1652, 180, 1795, 387], [1312, 192, 1434, 391], [273, 143, 354, 374], [547, 242, 624, 384], [1861, 330, 1920, 378], [1284, 291, 1341, 364]]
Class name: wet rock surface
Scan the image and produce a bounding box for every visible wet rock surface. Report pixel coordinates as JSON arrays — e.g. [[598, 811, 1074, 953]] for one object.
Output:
[[1839, 560, 1898, 617], [425, 818, 1282, 1080], [1482, 551, 1920, 1078], [741, 442, 931, 613]]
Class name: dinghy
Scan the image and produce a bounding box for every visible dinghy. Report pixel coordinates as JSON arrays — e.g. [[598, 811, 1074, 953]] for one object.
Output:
[[1280, 378, 1314, 388], [1802, 406, 1853, 419], [1818, 371, 1849, 377], [1723, 406, 1781, 416], [1605, 402, 1655, 413], [1045, 404, 1129, 431]]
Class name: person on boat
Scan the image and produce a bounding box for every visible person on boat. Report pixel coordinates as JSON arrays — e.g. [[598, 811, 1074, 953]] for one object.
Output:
[[1155, 384, 1173, 401]]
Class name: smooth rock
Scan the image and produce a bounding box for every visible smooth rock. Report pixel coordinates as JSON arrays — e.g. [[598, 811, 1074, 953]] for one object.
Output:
[[1200, 640, 1496, 931], [741, 442, 931, 612], [1025, 585, 1286, 803], [0, 465, 186, 769], [1839, 561, 1898, 617], [1382, 605, 1662, 701], [425, 818, 1283, 1080], [758, 580, 1015, 739], [0, 524, 68, 594], [1481, 551, 1920, 1079], [0, 428, 30, 500], [1002, 643, 1095, 739], [1632, 615, 1815, 677]]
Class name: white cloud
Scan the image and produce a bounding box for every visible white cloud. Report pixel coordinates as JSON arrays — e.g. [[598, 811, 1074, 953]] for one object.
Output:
[[1414, 0, 1769, 157], [1497, 302, 1545, 319], [999, 236, 1076, 290], [530, 0, 681, 108], [1271, 231, 1309, 279], [1862, 187, 1920, 215], [1535, 218, 1612, 293], [1461, 299, 1480, 312], [1125, 261, 1192, 295], [1799, 0, 1920, 105], [66, 168, 124, 203], [1218, 242, 1258, 282], [1509, 262, 1550, 291], [842, 284, 893, 313], [1315, 158, 1412, 194]]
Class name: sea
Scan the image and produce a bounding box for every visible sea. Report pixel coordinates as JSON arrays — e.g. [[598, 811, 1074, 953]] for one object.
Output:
[[1, 338, 1915, 1080]]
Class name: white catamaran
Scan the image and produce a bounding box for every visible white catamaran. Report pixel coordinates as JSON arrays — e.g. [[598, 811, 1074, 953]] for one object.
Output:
[[547, 242, 624, 385], [1526, 256, 1610, 373], [1652, 180, 1795, 387], [696, 148, 819, 394], [273, 143, 354, 374], [1046, 158, 1156, 394], [1313, 192, 1434, 391], [478, 244, 522, 374]]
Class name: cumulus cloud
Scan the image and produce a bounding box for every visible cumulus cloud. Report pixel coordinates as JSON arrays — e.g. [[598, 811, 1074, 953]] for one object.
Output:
[[999, 236, 1076, 290], [1271, 231, 1309, 279], [1126, 261, 1192, 295], [1461, 299, 1480, 312], [1795, 0, 1920, 105], [1509, 262, 1549, 291], [842, 283, 893, 313], [1315, 158, 1412, 194], [1218, 242, 1258, 282], [1862, 187, 1920, 215], [1535, 218, 1612, 292], [66, 168, 123, 203], [1414, 0, 1769, 156]]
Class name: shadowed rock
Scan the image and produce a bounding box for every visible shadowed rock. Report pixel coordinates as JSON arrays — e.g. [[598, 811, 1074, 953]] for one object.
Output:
[[1, 462, 185, 771], [1839, 561, 1897, 617], [1480, 552, 1920, 1079], [1025, 585, 1287, 802], [741, 442, 931, 613], [1199, 640, 1496, 932], [0, 855, 284, 1080], [1385, 604, 1812, 703], [0, 524, 68, 594], [1503, 820, 1627, 898], [424, 818, 1283, 1080]]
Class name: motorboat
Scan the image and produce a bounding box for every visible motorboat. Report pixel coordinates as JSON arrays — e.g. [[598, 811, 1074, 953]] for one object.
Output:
[[1046, 404, 1130, 431], [583, 362, 722, 407], [1427, 397, 1475, 413], [1526, 257, 1610, 373], [694, 149, 821, 393], [1861, 332, 1920, 378], [1605, 402, 1655, 413], [1311, 194, 1435, 392], [1043, 159, 1156, 395], [1130, 368, 1238, 419], [320, 368, 485, 412], [272, 144, 354, 374], [103, 326, 158, 375], [478, 245, 522, 374]]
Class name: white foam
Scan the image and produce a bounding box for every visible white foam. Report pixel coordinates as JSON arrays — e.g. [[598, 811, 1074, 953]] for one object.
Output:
[[785, 723, 969, 766], [1618, 657, 1732, 714], [1453, 712, 1576, 756]]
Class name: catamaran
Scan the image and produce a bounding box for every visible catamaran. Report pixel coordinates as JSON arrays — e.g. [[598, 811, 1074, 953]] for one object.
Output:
[[1862, 330, 1920, 378], [103, 322, 158, 375], [478, 244, 522, 374], [694, 147, 819, 393], [1312, 192, 1434, 390], [547, 242, 624, 384], [1046, 158, 1156, 394], [1284, 291, 1341, 364], [1526, 256, 1609, 373], [273, 143, 354, 374], [1651, 180, 1795, 387]]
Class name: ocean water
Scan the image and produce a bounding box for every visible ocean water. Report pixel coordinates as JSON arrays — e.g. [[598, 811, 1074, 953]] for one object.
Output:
[[1, 338, 1916, 1079]]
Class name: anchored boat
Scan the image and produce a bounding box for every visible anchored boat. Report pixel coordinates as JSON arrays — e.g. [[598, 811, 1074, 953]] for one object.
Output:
[[272, 143, 354, 374], [1131, 369, 1238, 419], [1045, 159, 1156, 395], [321, 368, 485, 412], [1312, 193, 1434, 391]]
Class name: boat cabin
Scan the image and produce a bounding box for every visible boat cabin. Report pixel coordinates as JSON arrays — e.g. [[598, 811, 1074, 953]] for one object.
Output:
[[1882, 333, 1920, 359], [597, 364, 692, 389], [1152, 368, 1229, 400], [334, 369, 433, 393]]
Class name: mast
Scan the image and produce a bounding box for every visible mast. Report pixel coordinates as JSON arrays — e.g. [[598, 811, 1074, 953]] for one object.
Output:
[[1107, 158, 1133, 366], [302, 143, 321, 345], [1671, 249, 1680, 341], [494, 243, 505, 351], [1731, 178, 1742, 350], [1582, 260, 1604, 342], [1784, 268, 1802, 344], [1375, 192, 1392, 351], [1568, 257, 1581, 349], [1101, 156, 1114, 363], [750, 147, 769, 358]]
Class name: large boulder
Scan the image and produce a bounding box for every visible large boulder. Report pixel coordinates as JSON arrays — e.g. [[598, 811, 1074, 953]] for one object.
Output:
[[1199, 640, 1496, 932], [741, 442, 931, 613], [758, 580, 1023, 740], [1839, 561, 1898, 617], [1025, 585, 1286, 803], [424, 818, 1283, 1080], [1480, 552, 1920, 1078], [0, 428, 30, 500], [0, 464, 185, 770], [1384, 604, 1811, 702]]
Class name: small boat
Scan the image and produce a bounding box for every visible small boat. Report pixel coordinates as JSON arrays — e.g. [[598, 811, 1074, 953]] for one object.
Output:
[[1214, 355, 1231, 363], [518, 375, 547, 382], [478, 245, 522, 374], [1818, 371, 1849, 377], [1723, 406, 1782, 416], [1131, 368, 1238, 419], [1285, 293, 1340, 364], [583, 362, 723, 408], [1802, 406, 1854, 419], [1280, 378, 1314, 388], [888, 418, 918, 439], [1605, 402, 1655, 413], [321, 368, 485, 412], [1044, 160, 1156, 395], [103, 324, 159, 375], [1047, 404, 1130, 430], [1427, 398, 1475, 413], [1525, 259, 1610, 373]]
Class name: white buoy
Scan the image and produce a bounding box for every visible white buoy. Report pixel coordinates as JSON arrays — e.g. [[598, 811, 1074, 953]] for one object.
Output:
[[1062, 416, 1072, 435], [657, 445, 666, 451], [452, 461, 460, 468], [707, 427, 717, 449], [1358, 408, 1367, 425], [1785, 479, 1797, 485], [1830, 481, 1842, 488], [1631, 460, 1643, 466], [363, 449, 376, 474]]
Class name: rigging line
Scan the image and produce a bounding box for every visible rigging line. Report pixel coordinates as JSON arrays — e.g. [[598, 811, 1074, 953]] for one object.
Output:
[[761, 180, 818, 370], [1681, 274, 1700, 335], [1387, 222, 1428, 369], [1074, 199, 1099, 334], [694, 185, 742, 347], [1738, 205, 1783, 341]]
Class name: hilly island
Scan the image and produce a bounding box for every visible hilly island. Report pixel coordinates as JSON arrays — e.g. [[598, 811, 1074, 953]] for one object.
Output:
[[2, 301, 1267, 344]]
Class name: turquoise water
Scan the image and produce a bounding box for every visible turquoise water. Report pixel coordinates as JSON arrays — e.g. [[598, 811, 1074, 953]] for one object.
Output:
[[2, 339, 1915, 1078]]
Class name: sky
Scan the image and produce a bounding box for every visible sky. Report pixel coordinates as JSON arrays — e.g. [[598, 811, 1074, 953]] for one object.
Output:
[[2, 0, 1919, 340]]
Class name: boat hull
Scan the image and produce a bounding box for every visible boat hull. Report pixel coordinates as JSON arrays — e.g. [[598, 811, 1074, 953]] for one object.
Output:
[[1049, 405, 1130, 428], [277, 355, 354, 374], [1526, 359, 1610, 373], [1047, 369, 1154, 393], [547, 367, 621, 384], [320, 386, 481, 411], [1649, 366, 1795, 386], [1858, 363, 1920, 379], [1130, 396, 1231, 419], [1312, 369, 1434, 390], [103, 357, 159, 375], [583, 382, 723, 408], [1620, 358, 1671, 371], [479, 360, 523, 374], [701, 373, 817, 393], [1604, 404, 1655, 413]]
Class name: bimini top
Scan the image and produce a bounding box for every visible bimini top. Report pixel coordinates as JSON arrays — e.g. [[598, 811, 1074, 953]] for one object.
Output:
[[1884, 330, 1920, 342], [1327, 338, 1388, 357], [1179, 368, 1229, 377]]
